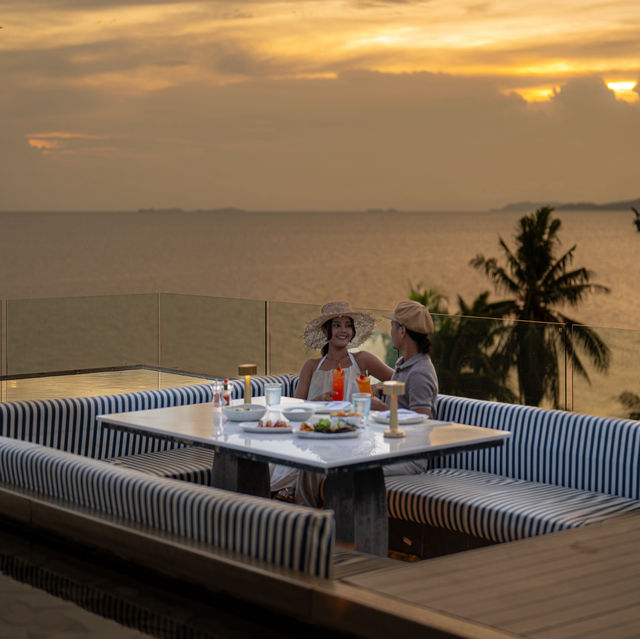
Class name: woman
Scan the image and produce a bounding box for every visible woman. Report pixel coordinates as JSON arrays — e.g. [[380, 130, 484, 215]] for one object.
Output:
[[271, 301, 392, 504], [295, 301, 393, 402]]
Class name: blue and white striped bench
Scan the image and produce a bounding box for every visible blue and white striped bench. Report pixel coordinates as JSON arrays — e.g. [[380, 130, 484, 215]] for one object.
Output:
[[0, 435, 335, 577], [386, 394, 640, 551], [0, 374, 297, 485]]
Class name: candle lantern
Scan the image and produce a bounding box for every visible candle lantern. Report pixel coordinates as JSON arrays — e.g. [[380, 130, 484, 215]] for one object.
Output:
[[382, 381, 406, 438], [237, 364, 258, 404]]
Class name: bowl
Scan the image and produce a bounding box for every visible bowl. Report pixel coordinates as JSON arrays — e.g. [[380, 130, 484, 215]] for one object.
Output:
[[222, 404, 267, 422], [281, 405, 315, 423]]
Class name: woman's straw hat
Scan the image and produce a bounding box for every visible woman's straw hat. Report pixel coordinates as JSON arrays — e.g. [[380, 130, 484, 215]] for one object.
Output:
[[303, 301, 376, 350]]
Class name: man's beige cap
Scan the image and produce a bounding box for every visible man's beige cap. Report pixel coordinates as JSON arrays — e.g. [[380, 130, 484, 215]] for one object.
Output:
[[384, 300, 434, 335]]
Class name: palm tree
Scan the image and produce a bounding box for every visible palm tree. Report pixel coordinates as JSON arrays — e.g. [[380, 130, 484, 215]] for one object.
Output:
[[617, 391, 640, 420], [470, 206, 611, 407], [435, 291, 517, 402]]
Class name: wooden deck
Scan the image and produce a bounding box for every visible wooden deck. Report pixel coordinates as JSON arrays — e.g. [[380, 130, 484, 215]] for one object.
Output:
[[340, 512, 640, 638]]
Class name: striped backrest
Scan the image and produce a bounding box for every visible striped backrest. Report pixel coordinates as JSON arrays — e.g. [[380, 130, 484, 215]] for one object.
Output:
[[0, 385, 213, 459], [435, 394, 640, 500], [0, 375, 298, 460], [0, 436, 335, 577]]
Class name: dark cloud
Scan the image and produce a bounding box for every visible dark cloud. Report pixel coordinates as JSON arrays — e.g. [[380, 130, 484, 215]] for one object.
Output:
[[0, 39, 189, 79], [2, 0, 252, 8], [2, 70, 638, 211]]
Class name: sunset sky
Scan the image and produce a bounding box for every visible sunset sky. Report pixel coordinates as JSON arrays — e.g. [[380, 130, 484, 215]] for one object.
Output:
[[2, 0, 639, 211]]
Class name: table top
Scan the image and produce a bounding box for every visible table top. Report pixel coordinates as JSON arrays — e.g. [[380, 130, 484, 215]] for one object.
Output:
[[98, 397, 511, 473]]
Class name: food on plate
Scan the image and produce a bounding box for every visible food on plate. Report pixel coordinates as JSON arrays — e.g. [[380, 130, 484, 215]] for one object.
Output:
[[300, 417, 357, 434], [257, 417, 289, 428], [329, 410, 361, 418]]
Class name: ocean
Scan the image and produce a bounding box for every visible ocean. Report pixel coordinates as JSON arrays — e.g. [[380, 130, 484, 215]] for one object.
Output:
[[2, 208, 639, 416], [2, 208, 638, 329]]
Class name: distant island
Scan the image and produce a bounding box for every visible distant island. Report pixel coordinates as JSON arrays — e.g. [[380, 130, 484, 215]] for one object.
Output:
[[137, 207, 184, 213], [496, 197, 640, 212], [137, 207, 246, 214]]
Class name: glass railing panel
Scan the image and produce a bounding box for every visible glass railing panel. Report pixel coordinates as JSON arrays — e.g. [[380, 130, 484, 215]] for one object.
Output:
[[1, 369, 216, 402], [407, 315, 566, 408], [5, 294, 159, 377], [159, 294, 265, 378], [268, 301, 317, 377], [268, 304, 572, 408], [428, 314, 519, 404], [570, 324, 640, 419]]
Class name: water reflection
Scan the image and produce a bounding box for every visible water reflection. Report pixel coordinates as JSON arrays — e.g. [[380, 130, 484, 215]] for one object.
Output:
[[0, 523, 341, 639]]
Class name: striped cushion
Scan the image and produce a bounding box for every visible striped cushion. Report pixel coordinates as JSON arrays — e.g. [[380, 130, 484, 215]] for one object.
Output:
[[435, 395, 640, 500], [107, 447, 215, 485], [0, 436, 335, 577], [386, 468, 640, 542]]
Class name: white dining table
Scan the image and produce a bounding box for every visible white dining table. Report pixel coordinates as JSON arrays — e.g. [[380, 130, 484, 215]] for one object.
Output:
[[98, 397, 511, 555]]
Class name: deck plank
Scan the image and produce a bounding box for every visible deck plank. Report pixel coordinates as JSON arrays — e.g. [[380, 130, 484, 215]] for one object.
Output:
[[340, 513, 640, 638]]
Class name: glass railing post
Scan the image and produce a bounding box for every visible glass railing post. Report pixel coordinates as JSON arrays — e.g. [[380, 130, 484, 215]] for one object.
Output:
[[1, 298, 6, 378], [265, 300, 271, 376], [1, 298, 6, 401]]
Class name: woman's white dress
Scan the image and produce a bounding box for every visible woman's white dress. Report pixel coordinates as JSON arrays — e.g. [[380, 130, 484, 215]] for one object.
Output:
[[269, 353, 362, 498]]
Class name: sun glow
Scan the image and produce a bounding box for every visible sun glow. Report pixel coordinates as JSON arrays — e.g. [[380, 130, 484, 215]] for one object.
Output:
[[607, 81, 638, 103], [505, 86, 559, 102]]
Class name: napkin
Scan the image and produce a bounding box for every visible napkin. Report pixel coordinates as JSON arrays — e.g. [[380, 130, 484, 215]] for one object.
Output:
[[375, 409, 425, 423], [311, 400, 352, 412]]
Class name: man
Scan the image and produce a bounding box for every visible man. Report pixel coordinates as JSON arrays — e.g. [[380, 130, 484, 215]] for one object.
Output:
[[372, 299, 439, 475], [371, 299, 438, 416]]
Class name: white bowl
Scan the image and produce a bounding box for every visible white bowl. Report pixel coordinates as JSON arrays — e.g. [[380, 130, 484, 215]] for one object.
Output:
[[281, 405, 315, 422], [222, 404, 267, 422]]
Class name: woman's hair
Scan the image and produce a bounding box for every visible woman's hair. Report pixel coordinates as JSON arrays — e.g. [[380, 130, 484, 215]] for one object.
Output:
[[321, 317, 356, 356], [405, 327, 432, 355]]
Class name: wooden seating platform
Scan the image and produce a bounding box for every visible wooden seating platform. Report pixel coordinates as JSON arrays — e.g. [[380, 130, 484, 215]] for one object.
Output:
[[340, 511, 640, 638]]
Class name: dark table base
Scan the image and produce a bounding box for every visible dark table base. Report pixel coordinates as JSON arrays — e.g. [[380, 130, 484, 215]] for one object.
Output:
[[211, 452, 388, 556]]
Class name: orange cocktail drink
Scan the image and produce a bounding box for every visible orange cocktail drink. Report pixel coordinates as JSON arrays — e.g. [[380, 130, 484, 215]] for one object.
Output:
[[355, 371, 372, 394], [332, 367, 345, 400]]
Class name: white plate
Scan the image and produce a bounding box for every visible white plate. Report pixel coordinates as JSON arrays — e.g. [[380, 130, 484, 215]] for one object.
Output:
[[295, 429, 360, 439], [238, 422, 293, 434], [369, 409, 427, 425], [307, 401, 352, 414]]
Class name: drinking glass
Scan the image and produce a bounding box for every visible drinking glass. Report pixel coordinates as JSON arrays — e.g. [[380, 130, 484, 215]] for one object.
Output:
[[332, 368, 345, 400], [264, 383, 282, 407], [211, 381, 224, 407], [351, 392, 371, 424], [211, 381, 224, 433]]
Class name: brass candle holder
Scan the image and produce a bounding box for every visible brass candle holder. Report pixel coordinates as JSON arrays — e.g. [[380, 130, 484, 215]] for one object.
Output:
[[382, 380, 406, 438], [237, 364, 257, 404]]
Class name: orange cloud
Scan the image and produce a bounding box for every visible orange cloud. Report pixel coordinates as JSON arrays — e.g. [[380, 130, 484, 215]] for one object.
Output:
[[28, 138, 64, 152], [26, 131, 109, 155]]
